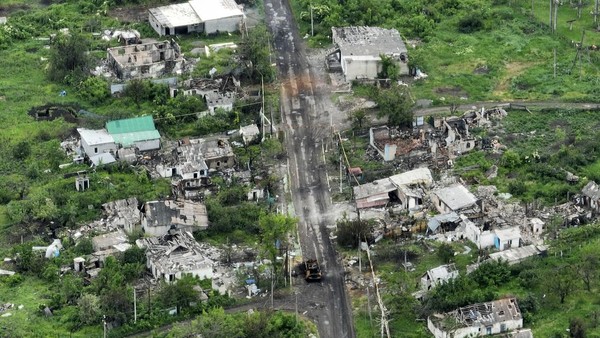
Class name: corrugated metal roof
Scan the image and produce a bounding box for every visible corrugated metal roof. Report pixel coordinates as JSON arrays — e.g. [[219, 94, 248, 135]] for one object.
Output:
[[106, 116, 160, 147], [106, 115, 157, 134], [111, 130, 161, 147]]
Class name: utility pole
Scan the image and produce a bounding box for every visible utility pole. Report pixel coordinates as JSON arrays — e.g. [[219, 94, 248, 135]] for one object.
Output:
[[103, 315, 107, 338], [133, 288, 137, 324], [549, 0, 553, 30], [310, 4, 314, 37], [595, 0, 600, 30], [553, 48, 557, 78], [261, 75, 265, 142], [339, 153, 343, 193], [295, 291, 299, 324], [553, 0, 559, 33]]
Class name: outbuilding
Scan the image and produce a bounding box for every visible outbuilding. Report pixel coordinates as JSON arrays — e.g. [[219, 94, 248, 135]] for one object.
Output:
[[148, 0, 244, 36]]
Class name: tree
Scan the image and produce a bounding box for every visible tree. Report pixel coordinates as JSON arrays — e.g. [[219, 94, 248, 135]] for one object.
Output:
[[158, 275, 200, 314], [123, 79, 146, 108], [348, 110, 368, 131], [77, 293, 101, 326], [336, 216, 373, 248], [470, 260, 511, 287], [547, 265, 577, 304], [78, 76, 110, 105], [569, 317, 587, 338], [578, 251, 598, 292], [241, 24, 275, 83], [437, 243, 455, 264], [48, 33, 91, 85], [378, 54, 400, 80], [12, 141, 30, 161], [258, 213, 296, 280], [100, 287, 132, 326], [376, 85, 413, 129]]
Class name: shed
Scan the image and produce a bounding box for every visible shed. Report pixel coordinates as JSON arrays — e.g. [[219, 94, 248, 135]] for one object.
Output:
[[106, 116, 161, 151], [239, 124, 260, 145], [494, 227, 521, 251], [148, 0, 243, 36]]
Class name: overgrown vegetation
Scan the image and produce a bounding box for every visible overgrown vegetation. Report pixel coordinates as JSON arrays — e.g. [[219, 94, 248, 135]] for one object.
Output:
[[293, 0, 600, 102], [354, 224, 600, 336], [454, 108, 600, 205]]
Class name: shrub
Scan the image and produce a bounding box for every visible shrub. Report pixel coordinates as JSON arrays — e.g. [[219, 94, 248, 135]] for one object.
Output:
[[458, 15, 484, 33]]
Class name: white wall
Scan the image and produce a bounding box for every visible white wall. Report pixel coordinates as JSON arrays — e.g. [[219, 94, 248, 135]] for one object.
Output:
[[205, 16, 242, 34], [81, 139, 116, 157], [135, 139, 160, 152], [342, 57, 380, 80], [148, 12, 165, 36]]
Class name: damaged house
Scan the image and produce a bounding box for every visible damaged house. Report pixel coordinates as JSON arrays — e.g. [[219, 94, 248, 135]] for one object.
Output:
[[576, 181, 600, 213], [420, 263, 459, 292], [107, 40, 186, 80], [141, 199, 208, 236], [428, 298, 529, 338], [431, 184, 478, 214], [389, 167, 433, 211], [353, 167, 433, 210], [137, 230, 214, 282], [148, 0, 244, 36], [329, 26, 408, 80], [439, 116, 477, 157]]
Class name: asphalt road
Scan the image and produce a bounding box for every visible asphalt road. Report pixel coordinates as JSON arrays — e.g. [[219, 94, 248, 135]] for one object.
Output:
[[264, 0, 356, 337]]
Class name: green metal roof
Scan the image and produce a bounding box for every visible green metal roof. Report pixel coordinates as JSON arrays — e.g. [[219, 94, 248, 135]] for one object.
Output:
[[106, 116, 160, 147], [106, 116, 157, 134], [111, 130, 161, 147]]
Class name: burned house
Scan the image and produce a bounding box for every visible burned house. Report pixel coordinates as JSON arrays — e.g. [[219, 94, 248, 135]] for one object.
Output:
[[137, 230, 214, 282], [440, 116, 477, 156], [420, 264, 459, 292], [92, 230, 130, 252], [203, 90, 236, 114], [353, 178, 397, 209], [199, 138, 235, 170], [102, 198, 141, 233], [141, 199, 208, 236], [431, 184, 478, 214], [107, 40, 185, 80], [389, 167, 433, 211], [577, 181, 600, 213], [329, 26, 408, 80], [369, 126, 429, 162], [106, 116, 161, 151], [148, 0, 244, 36], [428, 298, 527, 338]]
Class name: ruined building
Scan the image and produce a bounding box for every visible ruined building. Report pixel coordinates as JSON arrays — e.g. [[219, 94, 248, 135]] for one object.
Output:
[[107, 40, 186, 80]]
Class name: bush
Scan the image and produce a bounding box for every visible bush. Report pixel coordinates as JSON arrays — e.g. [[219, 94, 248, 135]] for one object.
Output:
[[78, 76, 110, 105], [458, 15, 484, 33]]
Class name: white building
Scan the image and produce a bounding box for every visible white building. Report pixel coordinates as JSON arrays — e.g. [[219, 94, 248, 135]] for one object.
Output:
[[148, 0, 244, 36], [420, 264, 459, 291], [431, 184, 478, 214], [331, 26, 408, 80], [77, 128, 116, 157], [428, 298, 526, 338]]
